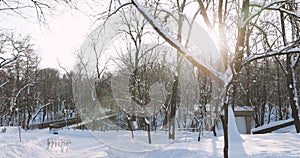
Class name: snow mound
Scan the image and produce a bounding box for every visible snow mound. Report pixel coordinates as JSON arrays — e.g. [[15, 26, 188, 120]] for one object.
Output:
[[228, 106, 243, 143]]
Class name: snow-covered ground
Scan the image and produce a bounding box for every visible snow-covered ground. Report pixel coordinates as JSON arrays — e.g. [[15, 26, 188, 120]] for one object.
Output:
[[0, 124, 299, 158], [1, 107, 299, 158]]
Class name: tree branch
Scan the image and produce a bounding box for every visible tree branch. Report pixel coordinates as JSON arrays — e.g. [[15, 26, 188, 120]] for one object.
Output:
[[243, 45, 300, 66], [131, 0, 228, 84], [197, 0, 213, 28], [242, 0, 286, 27]]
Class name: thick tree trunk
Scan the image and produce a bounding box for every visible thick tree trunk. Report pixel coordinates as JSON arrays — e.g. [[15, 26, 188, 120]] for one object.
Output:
[[26, 110, 32, 130], [162, 109, 168, 130], [169, 75, 179, 140], [168, 0, 185, 139], [224, 0, 249, 157], [145, 117, 152, 144], [223, 102, 229, 158], [260, 101, 266, 126], [287, 55, 300, 133], [280, 6, 300, 132]]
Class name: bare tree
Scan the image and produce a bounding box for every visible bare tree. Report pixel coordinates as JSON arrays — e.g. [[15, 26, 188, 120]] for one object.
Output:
[[76, 0, 300, 157], [0, 0, 73, 26]]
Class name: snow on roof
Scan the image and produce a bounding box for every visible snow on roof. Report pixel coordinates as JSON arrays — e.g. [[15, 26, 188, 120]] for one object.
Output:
[[234, 106, 254, 112], [251, 118, 294, 133]]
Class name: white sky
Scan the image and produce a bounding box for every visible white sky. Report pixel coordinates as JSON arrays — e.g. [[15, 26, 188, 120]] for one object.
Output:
[[37, 11, 92, 70], [0, 8, 93, 71], [0, 1, 221, 73]]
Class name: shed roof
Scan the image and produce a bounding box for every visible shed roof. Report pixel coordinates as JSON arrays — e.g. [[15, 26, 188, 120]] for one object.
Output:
[[234, 106, 254, 112]]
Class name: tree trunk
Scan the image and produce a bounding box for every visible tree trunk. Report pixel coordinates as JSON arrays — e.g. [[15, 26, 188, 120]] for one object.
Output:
[[167, 0, 186, 139], [260, 60, 267, 126], [223, 102, 229, 158], [280, 5, 300, 132], [26, 109, 32, 130], [162, 109, 168, 130], [287, 54, 300, 133], [224, 0, 249, 157], [277, 64, 283, 120], [127, 115, 134, 138], [145, 117, 152, 144], [169, 75, 179, 140]]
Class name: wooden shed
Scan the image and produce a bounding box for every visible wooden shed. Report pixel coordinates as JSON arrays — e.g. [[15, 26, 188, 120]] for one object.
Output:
[[233, 106, 254, 134]]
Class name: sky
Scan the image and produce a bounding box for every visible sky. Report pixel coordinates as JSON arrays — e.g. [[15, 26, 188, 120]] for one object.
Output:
[[0, 1, 220, 74], [0, 7, 93, 71], [36, 11, 92, 70]]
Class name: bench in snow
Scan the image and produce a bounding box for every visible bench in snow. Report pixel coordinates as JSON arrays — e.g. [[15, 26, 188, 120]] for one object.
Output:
[[252, 119, 294, 134]]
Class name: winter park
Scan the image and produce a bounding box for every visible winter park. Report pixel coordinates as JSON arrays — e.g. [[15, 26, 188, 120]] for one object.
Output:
[[1, 0, 300, 158]]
